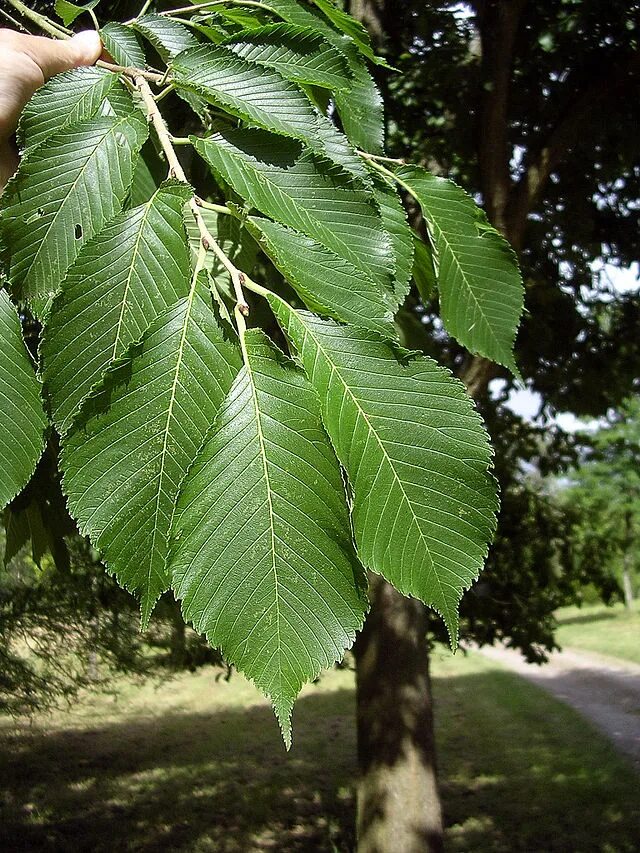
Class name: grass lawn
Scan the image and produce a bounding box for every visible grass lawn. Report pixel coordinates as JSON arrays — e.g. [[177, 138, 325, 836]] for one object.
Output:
[[555, 599, 640, 665], [1, 650, 638, 852]]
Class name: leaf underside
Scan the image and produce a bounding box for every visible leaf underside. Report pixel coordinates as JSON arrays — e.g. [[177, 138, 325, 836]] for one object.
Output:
[[171, 43, 366, 179], [222, 23, 353, 91], [192, 127, 394, 292], [0, 114, 147, 302], [101, 22, 146, 68], [261, 0, 385, 151], [396, 166, 524, 375], [18, 67, 121, 153], [133, 14, 199, 60], [42, 181, 193, 435], [247, 215, 395, 335]]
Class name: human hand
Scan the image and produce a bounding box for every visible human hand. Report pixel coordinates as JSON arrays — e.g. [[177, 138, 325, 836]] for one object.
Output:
[[0, 29, 102, 188]]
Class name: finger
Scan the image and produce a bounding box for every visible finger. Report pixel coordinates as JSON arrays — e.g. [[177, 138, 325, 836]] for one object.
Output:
[[20, 31, 102, 81], [0, 139, 19, 192]]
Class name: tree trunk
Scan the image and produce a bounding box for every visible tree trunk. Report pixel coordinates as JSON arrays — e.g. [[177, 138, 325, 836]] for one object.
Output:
[[622, 567, 634, 610], [169, 602, 188, 668], [622, 510, 634, 610], [354, 575, 444, 853], [347, 5, 503, 849]]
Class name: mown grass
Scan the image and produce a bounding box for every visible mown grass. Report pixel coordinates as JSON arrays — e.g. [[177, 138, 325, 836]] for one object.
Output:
[[555, 599, 640, 664], [1, 649, 638, 852]]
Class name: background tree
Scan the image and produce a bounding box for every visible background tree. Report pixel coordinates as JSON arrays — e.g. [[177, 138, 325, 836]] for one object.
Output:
[[559, 396, 640, 609], [347, 2, 640, 850]]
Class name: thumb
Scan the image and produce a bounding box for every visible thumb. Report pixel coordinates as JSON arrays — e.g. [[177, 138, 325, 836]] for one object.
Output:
[[27, 31, 102, 81]]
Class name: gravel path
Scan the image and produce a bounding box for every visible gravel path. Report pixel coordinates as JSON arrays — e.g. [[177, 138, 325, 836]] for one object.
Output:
[[477, 645, 640, 772]]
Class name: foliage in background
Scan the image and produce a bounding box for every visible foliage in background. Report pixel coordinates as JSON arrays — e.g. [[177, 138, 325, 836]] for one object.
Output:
[[1, 492, 225, 716], [557, 396, 640, 607]]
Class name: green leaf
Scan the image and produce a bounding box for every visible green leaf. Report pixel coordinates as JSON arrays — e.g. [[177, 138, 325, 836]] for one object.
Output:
[[128, 141, 164, 206], [0, 291, 47, 511], [270, 302, 499, 643], [54, 0, 100, 27], [334, 40, 384, 154], [211, 6, 268, 29], [412, 234, 437, 304], [257, 0, 385, 152], [222, 23, 353, 90], [373, 178, 414, 307], [61, 276, 241, 626], [311, 0, 388, 67], [169, 330, 367, 745], [186, 14, 229, 43], [171, 44, 364, 179], [192, 127, 394, 292], [18, 67, 120, 152], [395, 166, 524, 375], [42, 182, 192, 435], [130, 18, 209, 121], [171, 43, 318, 137], [132, 14, 199, 60], [101, 22, 145, 68], [3, 504, 29, 566], [101, 78, 140, 119], [247, 216, 395, 335], [1, 114, 148, 303], [3, 500, 48, 568]]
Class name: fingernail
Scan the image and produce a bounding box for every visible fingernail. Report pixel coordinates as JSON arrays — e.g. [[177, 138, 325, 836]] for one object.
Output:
[[71, 30, 102, 63]]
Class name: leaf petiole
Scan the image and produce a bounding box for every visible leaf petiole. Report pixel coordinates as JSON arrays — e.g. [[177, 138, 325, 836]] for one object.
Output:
[[159, 0, 274, 18], [5, 0, 71, 38], [194, 198, 232, 216], [357, 150, 406, 166], [135, 76, 250, 316]]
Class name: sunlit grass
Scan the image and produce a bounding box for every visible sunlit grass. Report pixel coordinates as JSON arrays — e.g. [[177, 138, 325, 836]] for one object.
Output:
[[555, 599, 640, 664]]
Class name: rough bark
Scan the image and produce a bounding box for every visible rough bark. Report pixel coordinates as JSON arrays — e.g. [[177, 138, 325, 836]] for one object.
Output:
[[354, 575, 443, 853]]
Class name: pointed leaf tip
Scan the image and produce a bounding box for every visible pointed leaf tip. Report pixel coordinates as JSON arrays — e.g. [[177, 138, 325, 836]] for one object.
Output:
[[170, 330, 367, 726], [61, 286, 241, 619], [270, 302, 499, 635], [274, 695, 294, 750], [395, 166, 524, 376]]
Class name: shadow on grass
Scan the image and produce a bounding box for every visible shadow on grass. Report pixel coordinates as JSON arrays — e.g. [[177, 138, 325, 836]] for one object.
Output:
[[1, 669, 639, 853], [556, 611, 618, 628], [0, 689, 357, 853]]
